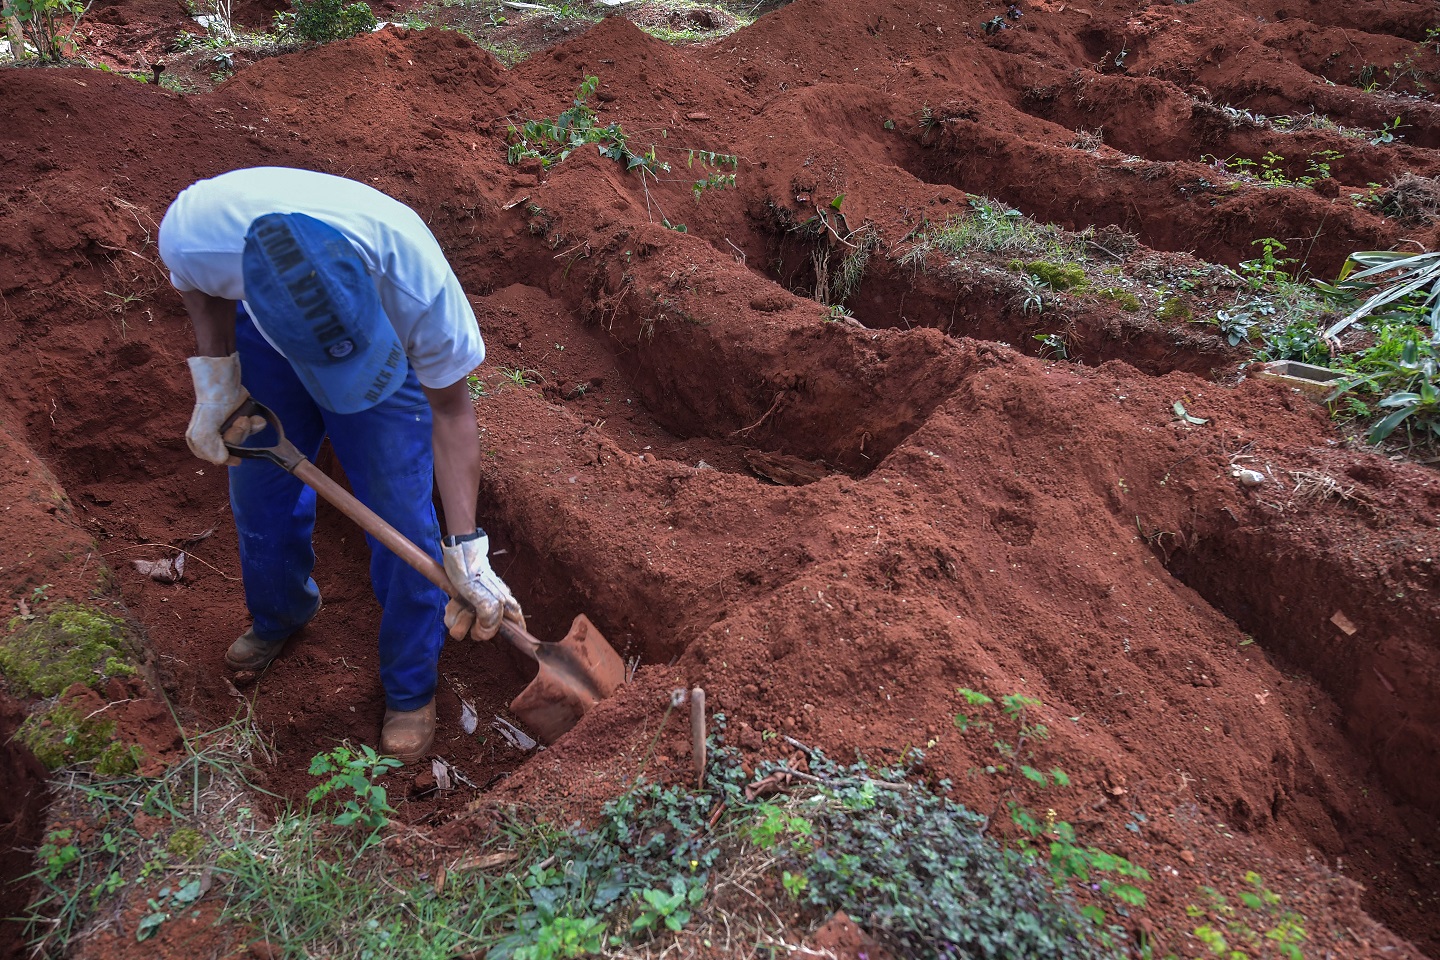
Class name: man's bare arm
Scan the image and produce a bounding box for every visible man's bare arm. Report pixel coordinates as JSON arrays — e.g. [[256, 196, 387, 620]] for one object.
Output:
[[181, 289, 239, 357], [423, 379, 481, 537]]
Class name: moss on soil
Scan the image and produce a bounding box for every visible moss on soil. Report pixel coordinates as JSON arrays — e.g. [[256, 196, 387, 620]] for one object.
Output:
[[1009, 259, 1091, 292], [0, 606, 138, 698], [17, 702, 145, 773], [1157, 296, 1193, 322], [166, 827, 206, 861], [1096, 287, 1142, 311]]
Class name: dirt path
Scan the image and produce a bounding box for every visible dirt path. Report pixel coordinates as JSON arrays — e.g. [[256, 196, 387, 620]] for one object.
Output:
[[3, 0, 1440, 954]]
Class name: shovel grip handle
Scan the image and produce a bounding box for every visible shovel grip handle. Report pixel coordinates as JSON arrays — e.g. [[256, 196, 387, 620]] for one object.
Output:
[[290, 461, 540, 658]]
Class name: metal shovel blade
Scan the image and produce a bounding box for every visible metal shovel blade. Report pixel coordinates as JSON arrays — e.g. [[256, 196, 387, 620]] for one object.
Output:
[[507, 614, 626, 745]]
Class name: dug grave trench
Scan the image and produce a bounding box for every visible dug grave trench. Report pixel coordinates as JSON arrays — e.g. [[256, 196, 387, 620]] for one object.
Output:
[[472, 191, 1440, 948]]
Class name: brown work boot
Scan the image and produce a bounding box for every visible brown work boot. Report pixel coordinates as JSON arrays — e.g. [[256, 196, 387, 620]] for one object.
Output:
[[381, 699, 436, 764], [225, 600, 322, 672]]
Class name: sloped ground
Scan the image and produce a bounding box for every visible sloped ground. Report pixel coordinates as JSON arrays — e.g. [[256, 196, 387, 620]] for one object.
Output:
[[2, 0, 1440, 955]]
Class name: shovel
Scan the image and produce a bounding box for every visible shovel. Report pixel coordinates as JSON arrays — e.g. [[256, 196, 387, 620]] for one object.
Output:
[[223, 398, 626, 744]]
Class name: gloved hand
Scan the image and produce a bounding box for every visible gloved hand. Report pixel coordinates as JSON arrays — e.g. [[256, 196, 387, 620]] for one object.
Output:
[[186, 354, 264, 466], [441, 531, 524, 641]]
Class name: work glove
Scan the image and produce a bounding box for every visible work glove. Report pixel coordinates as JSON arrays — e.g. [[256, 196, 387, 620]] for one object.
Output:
[[186, 354, 264, 466], [441, 531, 524, 641]]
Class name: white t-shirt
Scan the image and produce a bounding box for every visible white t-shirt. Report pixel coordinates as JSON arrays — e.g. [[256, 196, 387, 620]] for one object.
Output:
[[158, 167, 484, 389]]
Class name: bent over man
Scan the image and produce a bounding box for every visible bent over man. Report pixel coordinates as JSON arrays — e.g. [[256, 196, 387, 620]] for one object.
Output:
[[158, 166, 519, 762]]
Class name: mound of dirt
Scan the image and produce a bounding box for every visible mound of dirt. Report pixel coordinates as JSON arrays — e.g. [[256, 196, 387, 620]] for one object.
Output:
[[4, 0, 1440, 955]]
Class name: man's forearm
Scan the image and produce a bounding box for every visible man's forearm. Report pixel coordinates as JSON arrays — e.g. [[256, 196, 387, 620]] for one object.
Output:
[[182, 290, 239, 356], [424, 381, 482, 537]]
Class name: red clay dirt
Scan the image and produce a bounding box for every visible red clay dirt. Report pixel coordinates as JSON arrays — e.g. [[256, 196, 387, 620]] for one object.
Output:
[[3, 0, 1440, 955]]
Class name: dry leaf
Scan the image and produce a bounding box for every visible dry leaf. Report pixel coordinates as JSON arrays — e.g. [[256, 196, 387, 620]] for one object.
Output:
[[492, 716, 537, 751], [460, 699, 478, 735], [432, 758, 453, 792], [133, 553, 186, 583], [453, 850, 518, 872]]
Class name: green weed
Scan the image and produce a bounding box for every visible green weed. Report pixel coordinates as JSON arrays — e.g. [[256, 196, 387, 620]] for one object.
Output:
[[306, 743, 403, 830], [951, 688, 1150, 936], [506, 76, 738, 229], [1208, 150, 1344, 189], [1185, 873, 1307, 959], [765, 738, 1129, 959]]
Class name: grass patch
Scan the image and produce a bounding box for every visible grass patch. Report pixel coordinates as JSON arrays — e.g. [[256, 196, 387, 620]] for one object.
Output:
[[630, 0, 749, 44], [22, 711, 1142, 959], [903, 196, 1088, 265]]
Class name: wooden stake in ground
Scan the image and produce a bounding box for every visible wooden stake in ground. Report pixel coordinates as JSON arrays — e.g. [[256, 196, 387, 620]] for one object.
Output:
[[691, 687, 707, 788]]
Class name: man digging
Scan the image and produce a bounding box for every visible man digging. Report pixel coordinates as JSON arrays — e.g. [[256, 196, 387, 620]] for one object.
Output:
[[158, 166, 520, 763]]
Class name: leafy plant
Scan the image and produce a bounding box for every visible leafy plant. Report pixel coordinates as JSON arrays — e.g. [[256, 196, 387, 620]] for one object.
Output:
[[950, 688, 1149, 933], [274, 0, 376, 43], [1185, 873, 1307, 959], [1, 0, 88, 60], [1257, 317, 1328, 365], [497, 366, 538, 388], [632, 876, 704, 934], [136, 878, 204, 942], [36, 830, 80, 882], [1318, 249, 1440, 339], [1210, 150, 1343, 189], [1035, 332, 1070, 361], [307, 744, 403, 830], [512, 916, 605, 960], [771, 743, 1125, 959], [1329, 336, 1440, 444], [1239, 238, 1296, 290], [1369, 115, 1405, 146], [1213, 304, 1262, 346], [748, 803, 813, 849], [506, 76, 737, 229], [1018, 275, 1050, 315]]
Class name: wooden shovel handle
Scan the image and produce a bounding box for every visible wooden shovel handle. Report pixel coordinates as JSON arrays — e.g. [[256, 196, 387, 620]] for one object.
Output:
[[292, 460, 540, 658], [224, 399, 540, 658]]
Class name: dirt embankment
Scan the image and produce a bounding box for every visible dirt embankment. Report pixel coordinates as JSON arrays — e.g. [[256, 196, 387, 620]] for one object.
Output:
[[3, 0, 1440, 954]]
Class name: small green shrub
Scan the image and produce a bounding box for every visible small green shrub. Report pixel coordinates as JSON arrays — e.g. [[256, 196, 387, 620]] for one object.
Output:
[[776, 746, 1124, 960], [275, 0, 376, 43], [1, 0, 88, 61], [307, 744, 403, 830], [1329, 334, 1440, 444]]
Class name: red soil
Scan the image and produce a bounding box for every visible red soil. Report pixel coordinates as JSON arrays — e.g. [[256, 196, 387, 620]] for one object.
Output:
[[3, 0, 1440, 955]]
